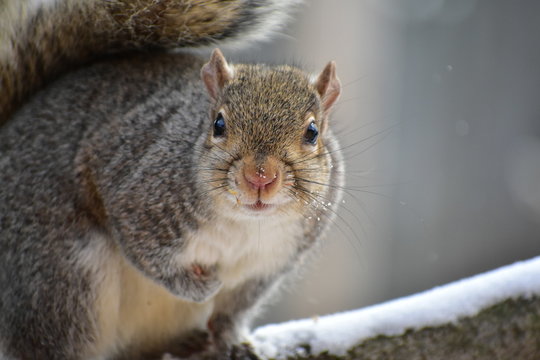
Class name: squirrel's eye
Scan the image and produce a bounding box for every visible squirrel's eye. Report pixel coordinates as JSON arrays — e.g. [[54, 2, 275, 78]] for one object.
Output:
[[213, 113, 226, 137], [304, 121, 319, 145]]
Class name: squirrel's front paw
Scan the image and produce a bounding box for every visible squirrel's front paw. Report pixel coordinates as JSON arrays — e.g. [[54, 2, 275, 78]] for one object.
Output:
[[227, 343, 261, 360], [162, 264, 222, 303]]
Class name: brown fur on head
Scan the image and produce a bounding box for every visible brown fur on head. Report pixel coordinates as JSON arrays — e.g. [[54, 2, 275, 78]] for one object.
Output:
[[198, 49, 341, 219]]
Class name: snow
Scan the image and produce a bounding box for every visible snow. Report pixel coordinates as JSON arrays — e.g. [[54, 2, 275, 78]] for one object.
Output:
[[252, 256, 540, 358]]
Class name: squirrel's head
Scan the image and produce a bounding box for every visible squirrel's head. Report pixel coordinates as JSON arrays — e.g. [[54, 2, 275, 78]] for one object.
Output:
[[197, 49, 342, 220]]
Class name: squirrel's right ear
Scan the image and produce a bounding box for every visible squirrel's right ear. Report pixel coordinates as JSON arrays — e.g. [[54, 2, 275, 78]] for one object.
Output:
[[314, 61, 341, 114], [201, 49, 234, 100]]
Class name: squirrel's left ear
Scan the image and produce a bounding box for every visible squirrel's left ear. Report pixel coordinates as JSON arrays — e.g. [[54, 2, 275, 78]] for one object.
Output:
[[201, 48, 234, 100], [314, 61, 341, 114]]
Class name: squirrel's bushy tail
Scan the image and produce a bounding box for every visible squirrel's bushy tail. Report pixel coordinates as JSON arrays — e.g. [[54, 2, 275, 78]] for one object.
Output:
[[0, 0, 297, 123]]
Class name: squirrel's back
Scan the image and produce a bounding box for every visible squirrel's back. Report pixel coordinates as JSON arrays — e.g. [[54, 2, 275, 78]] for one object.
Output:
[[0, 53, 213, 359]]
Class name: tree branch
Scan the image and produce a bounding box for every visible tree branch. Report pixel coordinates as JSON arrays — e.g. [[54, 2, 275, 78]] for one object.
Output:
[[252, 257, 540, 359]]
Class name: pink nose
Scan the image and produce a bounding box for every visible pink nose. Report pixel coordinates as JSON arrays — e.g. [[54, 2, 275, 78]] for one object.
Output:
[[244, 167, 278, 190]]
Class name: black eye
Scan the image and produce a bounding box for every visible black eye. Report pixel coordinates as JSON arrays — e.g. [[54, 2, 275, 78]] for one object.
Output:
[[213, 112, 226, 137], [304, 121, 319, 145]]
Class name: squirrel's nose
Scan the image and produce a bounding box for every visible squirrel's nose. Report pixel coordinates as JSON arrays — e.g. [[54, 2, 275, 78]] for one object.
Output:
[[237, 155, 283, 201], [244, 166, 278, 190]]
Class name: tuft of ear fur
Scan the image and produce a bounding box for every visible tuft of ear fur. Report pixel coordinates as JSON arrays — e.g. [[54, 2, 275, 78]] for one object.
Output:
[[201, 48, 234, 101], [314, 61, 341, 114]]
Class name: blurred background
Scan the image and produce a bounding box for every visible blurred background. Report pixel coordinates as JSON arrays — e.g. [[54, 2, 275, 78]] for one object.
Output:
[[229, 0, 540, 326]]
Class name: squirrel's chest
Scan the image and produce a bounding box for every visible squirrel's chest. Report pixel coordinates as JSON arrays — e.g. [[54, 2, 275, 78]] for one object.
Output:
[[91, 218, 302, 358], [182, 217, 302, 289]]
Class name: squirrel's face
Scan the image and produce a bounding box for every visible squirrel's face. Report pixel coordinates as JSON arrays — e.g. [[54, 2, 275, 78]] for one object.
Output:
[[197, 49, 341, 220]]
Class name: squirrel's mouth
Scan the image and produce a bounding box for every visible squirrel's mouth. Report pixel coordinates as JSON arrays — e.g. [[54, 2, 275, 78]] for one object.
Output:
[[244, 200, 273, 212]]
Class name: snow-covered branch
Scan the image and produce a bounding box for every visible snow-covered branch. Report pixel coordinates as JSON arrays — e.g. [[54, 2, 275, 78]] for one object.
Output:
[[252, 256, 540, 359]]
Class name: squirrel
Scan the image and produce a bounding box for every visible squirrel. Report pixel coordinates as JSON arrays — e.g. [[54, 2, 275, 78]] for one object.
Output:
[[0, 0, 344, 359]]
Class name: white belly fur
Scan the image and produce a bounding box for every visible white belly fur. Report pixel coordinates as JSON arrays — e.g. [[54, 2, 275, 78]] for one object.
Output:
[[180, 215, 301, 289], [84, 215, 301, 358]]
